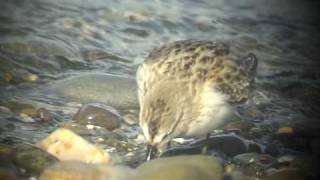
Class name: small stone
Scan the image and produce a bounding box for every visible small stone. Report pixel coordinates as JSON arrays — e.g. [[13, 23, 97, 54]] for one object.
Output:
[[276, 127, 294, 134], [39, 161, 134, 180], [37, 108, 52, 122], [310, 138, 320, 156], [249, 127, 265, 138], [21, 107, 38, 118], [234, 153, 276, 168], [192, 134, 248, 157], [133, 155, 223, 180], [0, 167, 18, 180], [3, 72, 12, 82], [12, 144, 58, 176], [19, 113, 36, 123], [123, 113, 138, 125], [265, 142, 283, 156], [223, 120, 255, 132], [160, 145, 203, 158], [261, 169, 309, 180], [0, 106, 12, 114], [23, 73, 38, 82], [247, 142, 262, 153], [4, 101, 36, 117], [73, 103, 122, 131], [277, 155, 294, 164], [37, 128, 112, 164]]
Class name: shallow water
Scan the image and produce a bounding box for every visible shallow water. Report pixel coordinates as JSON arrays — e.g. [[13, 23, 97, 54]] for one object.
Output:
[[0, 0, 320, 177]]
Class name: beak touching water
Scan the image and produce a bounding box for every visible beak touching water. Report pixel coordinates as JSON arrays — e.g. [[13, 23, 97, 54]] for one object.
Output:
[[146, 144, 158, 161]]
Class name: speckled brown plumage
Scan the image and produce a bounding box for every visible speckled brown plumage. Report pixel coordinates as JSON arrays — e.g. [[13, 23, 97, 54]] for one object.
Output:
[[137, 40, 258, 155]]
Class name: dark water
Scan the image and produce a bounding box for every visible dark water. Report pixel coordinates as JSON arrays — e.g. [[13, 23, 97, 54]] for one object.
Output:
[[0, 0, 320, 175]]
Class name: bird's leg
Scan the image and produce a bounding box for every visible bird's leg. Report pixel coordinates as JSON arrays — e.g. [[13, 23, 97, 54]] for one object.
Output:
[[201, 133, 211, 155], [167, 140, 172, 149], [146, 144, 157, 161]]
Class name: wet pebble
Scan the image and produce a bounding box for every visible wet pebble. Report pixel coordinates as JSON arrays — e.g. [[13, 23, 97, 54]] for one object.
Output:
[[234, 153, 276, 168], [134, 155, 223, 180], [0, 145, 19, 179], [192, 134, 248, 157], [160, 145, 204, 158], [123, 113, 139, 125], [12, 144, 58, 176], [262, 169, 309, 180], [73, 103, 122, 131], [223, 120, 255, 132], [0, 106, 12, 114], [121, 27, 149, 37], [36, 108, 52, 122], [49, 73, 139, 108], [4, 101, 37, 118], [40, 161, 133, 180], [161, 134, 263, 158]]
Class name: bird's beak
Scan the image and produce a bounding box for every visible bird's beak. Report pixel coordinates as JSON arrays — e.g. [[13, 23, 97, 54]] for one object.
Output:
[[146, 144, 157, 161]]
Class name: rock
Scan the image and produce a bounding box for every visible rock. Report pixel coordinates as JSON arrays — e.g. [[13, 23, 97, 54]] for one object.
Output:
[[0, 145, 19, 180], [234, 153, 276, 168], [311, 138, 320, 156], [192, 134, 248, 157], [4, 101, 37, 118], [123, 113, 138, 125], [12, 144, 58, 176], [289, 156, 319, 176], [37, 128, 111, 164], [0, 106, 12, 114], [59, 122, 92, 135], [276, 127, 294, 135], [39, 161, 134, 180], [49, 73, 139, 108], [37, 108, 52, 122], [73, 103, 122, 131], [223, 120, 255, 132], [248, 127, 265, 137], [261, 169, 309, 180], [160, 145, 204, 158], [247, 142, 262, 153], [133, 155, 223, 180], [265, 142, 283, 156]]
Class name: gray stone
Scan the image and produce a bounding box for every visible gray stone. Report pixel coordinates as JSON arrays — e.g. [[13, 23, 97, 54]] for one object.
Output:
[[49, 73, 139, 108], [12, 144, 58, 176], [73, 103, 122, 131]]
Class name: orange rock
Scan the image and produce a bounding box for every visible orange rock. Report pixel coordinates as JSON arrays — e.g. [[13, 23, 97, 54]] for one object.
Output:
[[37, 128, 111, 164]]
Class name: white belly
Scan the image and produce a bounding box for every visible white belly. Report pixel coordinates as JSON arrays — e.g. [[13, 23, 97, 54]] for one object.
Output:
[[185, 86, 234, 137]]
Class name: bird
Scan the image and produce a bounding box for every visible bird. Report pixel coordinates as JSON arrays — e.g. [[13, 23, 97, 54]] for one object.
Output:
[[136, 40, 258, 160]]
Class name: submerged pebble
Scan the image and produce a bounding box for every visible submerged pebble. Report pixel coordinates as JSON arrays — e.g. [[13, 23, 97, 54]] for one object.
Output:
[[192, 135, 248, 157], [11, 144, 58, 176], [49, 73, 139, 108], [234, 153, 276, 168], [73, 103, 122, 131]]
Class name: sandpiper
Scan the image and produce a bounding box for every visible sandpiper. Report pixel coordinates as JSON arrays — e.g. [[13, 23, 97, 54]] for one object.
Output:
[[137, 40, 258, 160]]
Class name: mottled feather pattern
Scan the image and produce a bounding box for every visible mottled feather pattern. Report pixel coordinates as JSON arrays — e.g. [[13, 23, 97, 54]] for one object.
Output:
[[138, 40, 254, 104], [137, 40, 258, 151]]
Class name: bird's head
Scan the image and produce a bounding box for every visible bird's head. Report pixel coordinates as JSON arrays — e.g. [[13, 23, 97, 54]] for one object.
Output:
[[139, 80, 189, 160], [140, 97, 177, 160]]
